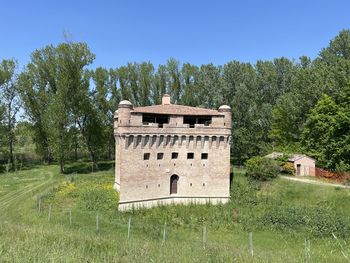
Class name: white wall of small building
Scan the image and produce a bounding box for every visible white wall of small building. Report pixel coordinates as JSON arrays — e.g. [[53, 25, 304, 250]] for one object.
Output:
[[294, 157, 315, 176]]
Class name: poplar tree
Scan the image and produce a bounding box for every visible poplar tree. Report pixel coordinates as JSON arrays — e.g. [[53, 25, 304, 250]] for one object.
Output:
[[19, 42, 95, 173], [0, 59, 20, 170]]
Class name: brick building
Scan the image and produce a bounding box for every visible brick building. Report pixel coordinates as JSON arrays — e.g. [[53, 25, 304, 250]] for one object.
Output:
[[114, 94, 232, 210]]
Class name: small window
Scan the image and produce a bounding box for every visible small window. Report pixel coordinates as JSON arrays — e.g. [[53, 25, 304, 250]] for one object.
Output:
[[157, 153, 164, 160], [172, 152, 178, 159], [203, 183, 205, 187], [187, 153, 194, 159], [143, 153, 150, 160], [190, 183, 192, 187], [201, 153, 208, 160]]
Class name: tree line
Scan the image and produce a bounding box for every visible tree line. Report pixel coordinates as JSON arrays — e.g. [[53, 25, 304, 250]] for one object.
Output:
[[0, 30, 349, 173]]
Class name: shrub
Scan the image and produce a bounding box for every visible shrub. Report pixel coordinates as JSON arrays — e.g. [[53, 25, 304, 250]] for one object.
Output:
[[57, 181, 78, 197], [281, 162, 295, 176], [275, 154, 289, 164], [79, 183, 119, 211], [245, 156, 280, 181]]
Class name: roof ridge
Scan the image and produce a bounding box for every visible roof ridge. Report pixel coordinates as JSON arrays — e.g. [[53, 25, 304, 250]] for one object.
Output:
[[132, 104, 224, 116]]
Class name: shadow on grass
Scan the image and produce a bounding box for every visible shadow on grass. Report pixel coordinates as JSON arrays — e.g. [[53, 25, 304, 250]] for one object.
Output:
[[64, 161, 114, 174], [0, 161, 46, 174]]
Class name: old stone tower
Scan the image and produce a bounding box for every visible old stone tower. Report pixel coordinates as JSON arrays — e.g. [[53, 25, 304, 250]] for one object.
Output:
[[114, 94, 231, 210]]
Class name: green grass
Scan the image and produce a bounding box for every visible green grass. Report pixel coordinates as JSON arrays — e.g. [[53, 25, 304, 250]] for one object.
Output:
[[1, 163, 350, 262]]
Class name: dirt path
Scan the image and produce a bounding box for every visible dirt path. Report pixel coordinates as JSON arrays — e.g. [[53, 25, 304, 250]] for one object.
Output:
[[281, 176, 350, 189]]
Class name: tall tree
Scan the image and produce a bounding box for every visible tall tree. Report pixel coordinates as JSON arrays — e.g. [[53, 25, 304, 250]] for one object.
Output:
[[167, 58, 181, 103], [222, 61, 255, 107], [152, 65, 167, 105], [19, 42, 95, 173], [92, 67, 120, 160], [138, 62, 153, 106], [18, 62, 52, 162], [0, 59, 20, 170], [302, 88, 350, 171], [196, 64, 223, 108], [117, 66, 133, 103], [180, 63, 199, 106]]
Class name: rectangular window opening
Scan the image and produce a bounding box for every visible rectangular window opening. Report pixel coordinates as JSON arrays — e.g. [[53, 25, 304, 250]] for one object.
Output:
[[201, 153, 208, 160], [187, 153, 194, 159], [142, 114, 169, 128], [157, 153, 164, 160], [184, 115, 212, 128], [143, 153, 150, 160], [172, 152, 178, 159]]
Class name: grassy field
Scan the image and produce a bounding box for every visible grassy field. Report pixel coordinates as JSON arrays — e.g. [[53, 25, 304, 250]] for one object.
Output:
[[0, 164, 350, 262]]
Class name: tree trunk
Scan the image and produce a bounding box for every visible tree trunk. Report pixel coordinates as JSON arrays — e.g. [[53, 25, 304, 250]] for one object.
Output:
[[59, 158, 65, 174], [108, 136, 113, 160], [74, 120, 78, 161], [87, 143, 98, 170], [77, 120, 98, 169], [7, 107, 14, 171], [74, 141, 78, 161], [8, 135, 14, 171]]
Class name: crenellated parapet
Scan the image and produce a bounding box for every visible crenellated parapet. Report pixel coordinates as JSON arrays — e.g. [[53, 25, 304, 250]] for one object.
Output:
[[115, 134, 231, 149]]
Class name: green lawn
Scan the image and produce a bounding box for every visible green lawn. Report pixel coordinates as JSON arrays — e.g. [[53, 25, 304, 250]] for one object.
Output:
[[0, 163, 350, 262]]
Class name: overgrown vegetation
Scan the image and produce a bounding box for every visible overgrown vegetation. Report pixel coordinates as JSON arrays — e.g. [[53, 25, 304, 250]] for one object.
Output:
[[1, 164, 350, 262], [1, 30, 350, 172], [245, 156, 280, 181]]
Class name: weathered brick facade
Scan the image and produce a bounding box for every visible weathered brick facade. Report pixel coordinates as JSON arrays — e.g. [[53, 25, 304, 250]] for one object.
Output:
[[114, 95, 231, 210]]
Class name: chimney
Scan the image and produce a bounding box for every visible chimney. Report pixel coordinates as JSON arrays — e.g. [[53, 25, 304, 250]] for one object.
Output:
[[162, 94, 171, 105]]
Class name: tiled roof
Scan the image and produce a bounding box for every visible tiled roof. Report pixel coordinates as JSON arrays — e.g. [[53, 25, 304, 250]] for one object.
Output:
[[265, 152, 316, 162], [288, 155, 315, 162], [132, 104, 224, 116]]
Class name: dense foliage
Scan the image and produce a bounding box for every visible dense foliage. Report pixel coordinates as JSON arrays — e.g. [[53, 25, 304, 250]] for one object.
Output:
[[1, 30, 350, 172], [245, 156, 280, 181]]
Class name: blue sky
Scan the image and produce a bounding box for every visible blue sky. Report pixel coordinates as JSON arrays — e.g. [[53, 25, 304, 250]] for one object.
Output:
[[1, 0, 350, 69]]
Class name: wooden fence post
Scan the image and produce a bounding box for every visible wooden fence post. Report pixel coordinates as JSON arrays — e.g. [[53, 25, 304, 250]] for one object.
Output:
[[69, 210, 72, 226], [203, 226, 207, 249], [127, 216, 131, 239], [305, 238, 311, 263], [162, 222, 167, 244], [38, 197, 41, 212], [249, 232, 253, 257], [96, 212, 99, 232], [48, 205, 52, 222]]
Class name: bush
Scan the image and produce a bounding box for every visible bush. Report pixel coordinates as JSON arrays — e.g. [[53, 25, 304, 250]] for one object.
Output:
[[245, 156, 280, 181], [57, 181, 78, 197], [79, 183, 119, 211], [281, 162, 295, 176]]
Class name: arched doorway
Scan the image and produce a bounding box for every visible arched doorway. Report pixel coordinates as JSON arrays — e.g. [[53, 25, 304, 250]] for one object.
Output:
[[170, 174, 179, 194]]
